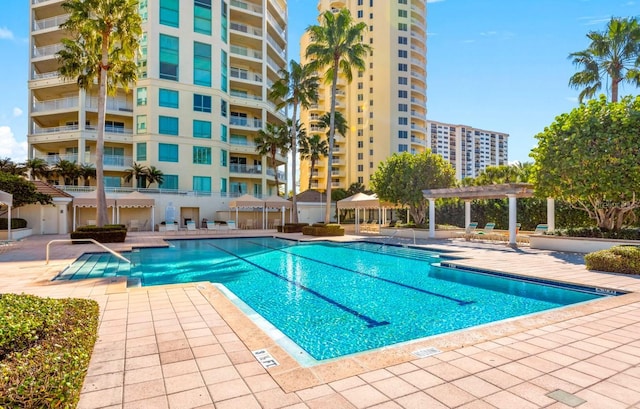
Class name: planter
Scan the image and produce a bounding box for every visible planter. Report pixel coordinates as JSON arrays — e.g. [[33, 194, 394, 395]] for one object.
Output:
[[0, 228, 33, 240], [529, 235, 640, 253]]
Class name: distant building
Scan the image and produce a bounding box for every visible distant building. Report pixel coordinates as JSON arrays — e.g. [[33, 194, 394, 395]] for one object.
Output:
[[426, 121, 509, 180]]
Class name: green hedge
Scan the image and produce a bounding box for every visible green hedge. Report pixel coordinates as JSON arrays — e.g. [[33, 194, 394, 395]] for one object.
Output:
[[71, 225, 127, 243], [0, 218, 27, 230], [277, 223, 309, 233], [555, 227, 640, 240], [0, 294, 99, 409], [302, 223, 345, 236], [585, 245, 640, 275]]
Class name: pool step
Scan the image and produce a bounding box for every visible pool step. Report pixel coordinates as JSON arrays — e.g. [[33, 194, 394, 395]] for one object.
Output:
[[378, 246, 438, 262]]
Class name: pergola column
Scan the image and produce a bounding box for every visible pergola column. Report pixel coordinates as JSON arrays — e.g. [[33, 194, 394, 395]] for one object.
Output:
[[507, 194, 517, 246], [547, 197, 555, 232], [428, 198, 435, 239], [464, 200, 471, 228]]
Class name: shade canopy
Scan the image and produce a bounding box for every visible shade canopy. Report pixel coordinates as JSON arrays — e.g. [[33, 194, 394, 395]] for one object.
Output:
[[72, 190, 116, 207], [422, 183, 535, 200], [116, 191, 155, 208], [336, 192, 380, 209], [263, 194, 292, 209], [229, 193, 264, 208], [0, 190, 12, 206]]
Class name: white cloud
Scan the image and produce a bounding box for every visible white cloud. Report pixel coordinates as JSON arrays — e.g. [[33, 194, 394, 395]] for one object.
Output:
[[0, 126, 28, 162], [0, 27, 13, 40], [12, 107, 22, 118], [565, 96, 579, 104]]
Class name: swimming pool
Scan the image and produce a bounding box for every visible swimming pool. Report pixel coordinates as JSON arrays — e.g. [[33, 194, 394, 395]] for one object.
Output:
[[57, 237, 613, 363]]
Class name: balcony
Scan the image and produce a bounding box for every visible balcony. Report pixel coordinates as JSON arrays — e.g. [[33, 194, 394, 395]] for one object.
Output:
[[230, 116, 263, 129], [86, 97, 133, 112], [33, 14, 69, 31], [32, 43, 64, 59], [266, 13, 286, 39], [267, 34, 285, 59], [230, 68, 262, 83], [32, 70, 59, 80], [230, 22, 262, 37], [230, 90, 263, 101], [266, 168, 286, 180], [230, 164, 263, 174], [34, 153, 132, 168], [230, 45, 262, 60], [32, 96, 78, 112], [266, 55, 282, 73], [33, 124, 133, 135], [230, 0, 263, 14]]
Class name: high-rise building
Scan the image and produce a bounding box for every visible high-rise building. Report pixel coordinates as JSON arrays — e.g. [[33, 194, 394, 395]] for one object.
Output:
[[28, 0, 288, 198], [299, 0, 428, 191], [426, 121, 509, 180]]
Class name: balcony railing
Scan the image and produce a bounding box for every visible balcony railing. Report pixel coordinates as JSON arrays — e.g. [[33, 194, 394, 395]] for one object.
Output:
[[34, 154, 132, 168], [86, 97, 134, 112], [230, 164, 262, 174], [32, 43, 64, 58], [230, 0, 262, 14], [33, 14, 69, 31], [230, 90, 263, 101], [266, 13, 286, 39], [266, 168, 286, 180], [230, 116, 263, 129], [230, 68, 262, 83], [32, 96, 78, 112], [230, 22, 262, 36], [266, 55, 281, 73], [33, 124, 133, 135], [230, 45, 262, 60], [32, 70, 59, 80], [267, 35, 285, 58], [270, 1, 286, 21]]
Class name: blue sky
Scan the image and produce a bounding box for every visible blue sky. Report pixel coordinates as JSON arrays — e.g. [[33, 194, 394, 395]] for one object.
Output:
[[0, 0, 638, 164]]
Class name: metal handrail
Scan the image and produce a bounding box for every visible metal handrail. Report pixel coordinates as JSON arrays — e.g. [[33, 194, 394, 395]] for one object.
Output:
[[46, 239, 131, 265]]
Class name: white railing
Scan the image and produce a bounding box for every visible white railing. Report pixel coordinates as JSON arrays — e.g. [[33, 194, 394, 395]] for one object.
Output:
[[46, 238, 131, 265], [230, 22, 262, 36], [32, 96, 79, 112], [230, 0, 263, 14], [58, 185, 214, 197], [266, 13, 286, 38], [86, 97, 133, 112], [230, 68, 262, 83], [230, 140, 257, 148], [32, 43, 64, 58], [230, 45, 262, 60], [230, 90, 262, 101], [267, 35, 285, 58], [33, 13, 69, 31], [269, 0, 286, 21], [32, 70, 59, 80], [33, 124, 79, 134], [230, 116, 262, 128], [230, 164, 262, 174], [266, 56, 281, 73]]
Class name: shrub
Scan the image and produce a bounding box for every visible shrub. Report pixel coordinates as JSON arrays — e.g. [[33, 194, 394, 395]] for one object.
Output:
[[302, 224, 345, 236], [585, 245, 640, 275], [71, 225, 127, 243], [555, 227, 640, 240], [0, 218, 28, 230], [0, 294, 99, 409], [277, 223, 309, 233]]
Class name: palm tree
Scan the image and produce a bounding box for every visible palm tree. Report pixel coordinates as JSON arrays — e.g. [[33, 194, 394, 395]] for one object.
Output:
[[299, 134, 328, 191], [306, 8, 371, 222], [23, 158, 50, 181], [0, 158, 24, 176], [145, 166, 164, 188], [319, 110, 348, 141], [57, 0, 142, 226], [124, 162, 147, 188], [255, 123, 290, 196], [269, 60, 319, 222], [54, 159, 79, 186], [569, 17, 640, 103], [78, 163, 97, 187]]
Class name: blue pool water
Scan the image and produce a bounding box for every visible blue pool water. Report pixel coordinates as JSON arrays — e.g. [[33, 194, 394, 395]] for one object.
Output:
[[57, 237, 610, 362]]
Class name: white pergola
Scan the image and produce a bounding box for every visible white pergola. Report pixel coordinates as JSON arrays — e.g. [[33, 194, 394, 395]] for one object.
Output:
[[0, 190, 13, 241], [422, 183, 555, 247]]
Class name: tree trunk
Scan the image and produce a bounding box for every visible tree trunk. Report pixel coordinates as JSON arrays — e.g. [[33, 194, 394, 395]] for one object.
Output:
[[308, 160, 315, 191], [291, 101, 299, 223], [272, 153, 279, 196], [324, 59, 339, 223], [95, 32, 109, 227]]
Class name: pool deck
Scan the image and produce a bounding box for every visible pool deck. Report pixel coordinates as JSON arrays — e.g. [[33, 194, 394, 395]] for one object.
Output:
[[1, 230, 640, 409]]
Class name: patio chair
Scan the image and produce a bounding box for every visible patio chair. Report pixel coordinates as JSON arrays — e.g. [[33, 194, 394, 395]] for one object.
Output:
[[243, 219, 254, 229], [204, 221, 220, 233], [185, 220, 198, 234], [533, 224, 549, 234], [226, 220, 238, 232], [455, 222, 478, 240], [128, 219, 140, 232], [474, 222, 496, 240]]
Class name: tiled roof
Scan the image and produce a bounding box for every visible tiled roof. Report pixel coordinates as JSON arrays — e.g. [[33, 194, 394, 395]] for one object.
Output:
[[32, 180, 73, 198]]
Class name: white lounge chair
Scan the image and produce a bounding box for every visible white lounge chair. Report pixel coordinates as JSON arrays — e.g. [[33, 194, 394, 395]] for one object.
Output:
[[205, 221, 220, 233], [455, 222, 478, 240], [129, 219, 140, 232], [226, 220, 238, 232], [185, 220, 198, 234]]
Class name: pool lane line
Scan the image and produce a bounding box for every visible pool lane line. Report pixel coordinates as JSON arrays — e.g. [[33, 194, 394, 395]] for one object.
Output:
[[246, 240, 475, 307], [206, 242, 391, 328]]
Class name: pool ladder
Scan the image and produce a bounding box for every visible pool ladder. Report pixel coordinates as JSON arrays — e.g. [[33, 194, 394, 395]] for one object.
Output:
[[377, 228, 416, 250], [46, 238, 131, 265]]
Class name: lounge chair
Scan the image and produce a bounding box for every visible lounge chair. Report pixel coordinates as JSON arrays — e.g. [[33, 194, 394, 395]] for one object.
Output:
[[128, 219, 140, 232], [533, 224, 549, 234], [474, 222, 496, 240], [455, 222, 478, 240], [204, 221, 220, 233], [226, 220, 238, 232], [185, 220, 198, 234]]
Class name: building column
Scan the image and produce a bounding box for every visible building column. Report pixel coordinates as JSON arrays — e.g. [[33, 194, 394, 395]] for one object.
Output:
[[428, 198, 436, 239], [547, 197, 555, 232], [464, 200, 471, 228], [78, 89, 87, 130], [507, 194, 517, 247], [78, 138, 86, 163]]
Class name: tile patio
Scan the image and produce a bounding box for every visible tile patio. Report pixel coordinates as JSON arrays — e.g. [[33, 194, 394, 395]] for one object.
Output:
[[1, 231, 639, 408]]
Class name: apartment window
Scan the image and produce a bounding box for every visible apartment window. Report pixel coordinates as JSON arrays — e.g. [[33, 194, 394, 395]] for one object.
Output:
[[357, 129, 364, 136], [159, 34, 179, 80], [358, 153, 364, 160], [357, 82, 363, 89], [221, 50, 228, 92], [136, 87, 147, 106], [221, 99, 227, 117], [370, 62, 373, 69], [159, 116, 178, 135], [159, 88, 179, 108], [193, 120, 211, 138], [398, 23, 407, 31], [369, 124, 374, 130], [357, 94, 363, 101], [370, 161, 374, 168], [398, 36, 407, 44], [357, 164, 364, 171], [369, 137, 374, 143], [139, 0, 148, 22], [398, 50, 407, 58], [357, 10, 363, 18], [370, 99, 374, 106], [220, 178, 227, 194], [136, 143, 147, 161], [160, 0, 179, 27], [193, 176, 211, 192], [357, 141, 364, 148], [193, 94, 211, 112], [399, 144, 408, 152], [399, 117, 408, 125], [219, 149, 228, 166], [369, 25, 373, 31], [398, 130, 408, 139], [369, 149, 374, 155], [160, 175, 178, 190], [105, 176, 121, 188], [136, 115, 147, 133], [357, 106, 363, 113], [398, 77, 407, 85], [398, 103, 408, 111], [370, 13, 373, 19], [138, 32, 147, 78], [357, 118, 363, 125], [221, 124, 227, 142], [193, 146, 212, 164], [370, 0, 373, 6], [369, 112, 374, 118], [398, 63, 408, 71], [194, 42, 211, 86], [159, 143, 179, 162], [358, 0, 363, 4], [194, 0, 212, 35], [398, 90, 408, 98], [221, 0, 228, 43], [398, 10, 407, 18], [399, 0, 407, 4]]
